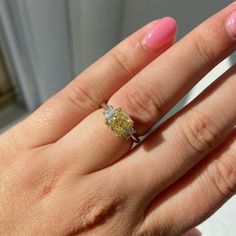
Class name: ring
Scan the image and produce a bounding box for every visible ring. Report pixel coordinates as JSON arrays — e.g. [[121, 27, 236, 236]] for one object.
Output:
[[101, 102, 140, 143]]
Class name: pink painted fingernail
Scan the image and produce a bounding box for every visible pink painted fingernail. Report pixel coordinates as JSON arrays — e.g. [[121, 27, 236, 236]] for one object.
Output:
[[226, 11, 236, 39], [142, 17, 177, 51]]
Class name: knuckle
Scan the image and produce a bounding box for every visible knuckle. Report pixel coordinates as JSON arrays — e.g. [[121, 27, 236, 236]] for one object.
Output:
[[18, 153, 57, 198], [110, 49, 135, 77], [65, 80, 103, 111], [122, 82, 164, 128], [191, 28, 218, 65], [210, 156, 236, 198], [0, 150, 56, 204], [66, 177, 125, 235], [77, 195, 121, 231], [180, 110, 222, 155]]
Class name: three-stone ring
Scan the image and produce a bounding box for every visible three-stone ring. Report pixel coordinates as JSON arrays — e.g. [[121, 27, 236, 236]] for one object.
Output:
[[101, 102, 140, 143]]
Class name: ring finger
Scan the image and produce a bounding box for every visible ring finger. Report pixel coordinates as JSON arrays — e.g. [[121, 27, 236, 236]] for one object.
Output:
[[122, 63, 236, 202]]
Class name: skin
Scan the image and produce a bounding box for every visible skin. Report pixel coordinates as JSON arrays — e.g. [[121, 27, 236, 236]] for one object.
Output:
[[0, 2, 236, 236]]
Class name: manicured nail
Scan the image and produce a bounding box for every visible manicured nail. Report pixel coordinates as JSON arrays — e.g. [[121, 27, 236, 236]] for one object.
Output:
[[142, 17, 177, 51], [183, 228, 202, 236], [226, 11, 236, 39]]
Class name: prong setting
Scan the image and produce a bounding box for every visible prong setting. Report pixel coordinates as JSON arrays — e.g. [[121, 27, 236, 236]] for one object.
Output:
[[103, 105, 136, 140]]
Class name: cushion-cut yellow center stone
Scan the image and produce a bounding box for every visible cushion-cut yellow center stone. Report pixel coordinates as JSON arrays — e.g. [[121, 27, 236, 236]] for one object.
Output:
[[103, 106, 135, 139]]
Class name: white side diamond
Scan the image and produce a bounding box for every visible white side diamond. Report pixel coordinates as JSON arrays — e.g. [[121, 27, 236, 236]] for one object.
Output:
[[103, 105, 116, 121]]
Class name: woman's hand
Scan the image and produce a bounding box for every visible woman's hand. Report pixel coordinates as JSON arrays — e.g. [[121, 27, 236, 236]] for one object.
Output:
[[1, 2, 236, 236]]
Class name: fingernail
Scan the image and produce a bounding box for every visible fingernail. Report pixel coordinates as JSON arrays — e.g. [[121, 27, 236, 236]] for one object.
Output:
[[193, 229, 202, 236], [142, 17, 177, 51], [226, 11, 236, 39], [183, 228, 202, 236]]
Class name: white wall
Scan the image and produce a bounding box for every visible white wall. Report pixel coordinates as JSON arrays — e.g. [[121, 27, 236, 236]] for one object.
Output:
[[69, 0, 126, 75]]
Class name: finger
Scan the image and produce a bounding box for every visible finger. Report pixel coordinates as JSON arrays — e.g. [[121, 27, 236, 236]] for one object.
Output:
[[139, 130, 235, 236], [109, 1, 236, 134], [182, 228, 202, 236], [119, 63, 236, 202], [2, 18, 177, 150], [52, 108, 132, 174]]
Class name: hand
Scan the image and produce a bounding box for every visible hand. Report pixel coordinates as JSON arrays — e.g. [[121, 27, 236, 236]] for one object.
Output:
[[1, 2, 236, 236]]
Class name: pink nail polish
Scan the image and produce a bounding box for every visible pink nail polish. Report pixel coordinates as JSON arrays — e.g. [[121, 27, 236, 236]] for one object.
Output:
[[142, 17, 177, 51], [226, 11, 236, 39]]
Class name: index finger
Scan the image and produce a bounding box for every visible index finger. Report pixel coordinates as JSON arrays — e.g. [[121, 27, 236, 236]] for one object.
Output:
[[2, 18, 177, 150]]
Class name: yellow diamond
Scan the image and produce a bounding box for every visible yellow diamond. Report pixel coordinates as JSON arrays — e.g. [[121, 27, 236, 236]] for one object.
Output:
[[104, 106, 135, 139]]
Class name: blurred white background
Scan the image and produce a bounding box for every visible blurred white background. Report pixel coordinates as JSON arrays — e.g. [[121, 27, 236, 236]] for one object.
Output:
[[0, 0, 235, 235]]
